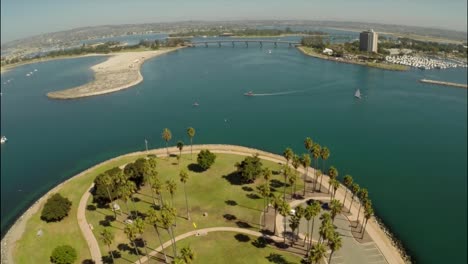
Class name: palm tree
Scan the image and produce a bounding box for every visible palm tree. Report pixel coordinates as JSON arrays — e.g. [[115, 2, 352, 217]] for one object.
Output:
[[350, 183, 360, 213], [314, 170, 322, 193], [165, 179, 177, 207], [180, 246, 195, 263], [257, 184, 271, 227], [187, 127, 196, 160], [295, 205, 305, 245], [327, 166, 338, 194], [99, 228, 115, 263], [327, 231, 342, 264], [179, 169, 190, 220], [343, 175, 353, 209], [162, 128, 172, 156], [306, 201, 321, 251], [288, 171, 297, 199], [160, 204, 177, 258], [124, 224, 141, 263], [147, 170, 159, 206], [134, 217, 150, 260], [101, 173, 116, 218], [319, 213, 333, 244], [278, 199, 291, 244], [262, 168, 272, 211], [301, 154, 311, 195], [307, 243, 326, 264], [289, 214, 300, 245], [361, 204, 374, 238], [311, 144, 321, 191], [146, 208, 168, 263], [291, 155, 300, 197], [176, 141, 184, 164], [283, 147, 294, 167], [118, 181, 136, 219], [331, 179, 340, 200], [282, 165, 292, 201], [304, 137, 313, 152], [272, 194, 281, 235], [356, 188, 369, 224], [151, 178, 164, 206], [329, 199, 343, 223], [320, 147, 330, 176]]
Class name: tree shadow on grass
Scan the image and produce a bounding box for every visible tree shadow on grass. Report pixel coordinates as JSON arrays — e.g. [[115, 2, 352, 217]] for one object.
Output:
[[99, 215, 116, 227], [246, 193, 261, 199], [225, 200, 238, 206], [187, 163, 205, 173], [87, 204, 97, 211], [266, 253, 292, 264], [223, 214, 237, 221], [252, 236, 272, 248], [270, 179, 287, 188], [102, 250, 122, 263], [82, 259, 95, 264], [242, 186, 253, 192], [235, 221, 253, 228], [234, 233, 251, 242], [222, 171, 242, 185]]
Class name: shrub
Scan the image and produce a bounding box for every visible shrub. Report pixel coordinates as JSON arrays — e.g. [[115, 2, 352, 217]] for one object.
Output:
[[197, 150, 216, 170], [235, 154, 263, 183], [50, 245, 77, 264], [41, 193, 72, 222]]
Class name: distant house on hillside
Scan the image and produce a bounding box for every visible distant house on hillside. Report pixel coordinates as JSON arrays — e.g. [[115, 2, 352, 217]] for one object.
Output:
[[323, 48, 333, 55]]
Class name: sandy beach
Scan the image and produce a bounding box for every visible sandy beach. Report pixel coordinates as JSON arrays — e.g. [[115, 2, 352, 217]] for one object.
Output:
[[46, 47, 185, 99]]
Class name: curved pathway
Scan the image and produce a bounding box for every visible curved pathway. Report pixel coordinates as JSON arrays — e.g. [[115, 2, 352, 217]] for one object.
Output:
[[73, 144, 405, 264], [77, 183, 103, 264]]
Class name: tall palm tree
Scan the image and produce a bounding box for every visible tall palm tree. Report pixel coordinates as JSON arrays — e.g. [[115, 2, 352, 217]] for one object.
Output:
[[180, 246, 195, 264], [291, 155, 300, 197], [147, 171, 159, 206], [278, 199, 291, 244], [350, 183, 360, 213], [124, 224, 141, 263], [314, 170, 322, 193], [160, 204, 177, 258], [134, 217, 150, 260], [257, 184, 270, 227], [165, 179, 177, 207], [186, 127, 196, 160], [162, 128, 172, 156], [262, 168, 272, 211], [327, 166, 338, 194], [146, 208, 168, 263], [307, 201, 321, 251], [101, 173, 116, 218], [361, 204, 374, 238], [288, 171, 297, 199], [356, 188, 369, 224], [301, 154, 311, 195], [272, 194, 281, 235], [320, 147, 330, 176], [307, 243, 326, 264], [304, 137, 314, 152], [343, 175, 353, 210], [295, 205, 305, 245], [327, 231, 343, 264], [319, 213, 333, 244], [311, 144, 321, 191], [151, 178, 164, 206], [329, 199, 343, 223], [331, 179, 340, 200], [179, 169, 190, 220], [99, 228, 115, 263], [282, 165, 292, 201], [118, 181, 136, 219], [288, 214, 300, 245], [283, 147, 294, 167], [176, 141, 184, 164]]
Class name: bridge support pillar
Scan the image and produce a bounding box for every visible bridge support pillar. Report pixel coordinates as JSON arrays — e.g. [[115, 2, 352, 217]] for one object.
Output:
[[218, 42, 221, 47], [259, 41, 262, 48], [274, 42, 277, 47], [232, 42, 235, 47], [245, 41, 248, 47], [205, 42, 208, 48], [289, 43, 292, 47]]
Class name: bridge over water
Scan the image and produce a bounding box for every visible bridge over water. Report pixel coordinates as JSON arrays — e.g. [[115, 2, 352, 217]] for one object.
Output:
[[189, 40, 301, 48]]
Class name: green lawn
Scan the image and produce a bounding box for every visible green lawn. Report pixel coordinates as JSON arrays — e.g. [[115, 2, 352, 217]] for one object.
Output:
[[13, 154, 148, 264], [86, 153, 305, 264], [163, 232, 302, 264]]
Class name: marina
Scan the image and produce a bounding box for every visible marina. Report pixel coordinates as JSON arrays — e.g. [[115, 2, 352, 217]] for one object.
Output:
[[385, 55, 468, 70]]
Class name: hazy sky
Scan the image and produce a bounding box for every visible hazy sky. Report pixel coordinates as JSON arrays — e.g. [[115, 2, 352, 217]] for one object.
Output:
[[1, 0, 467, 42]]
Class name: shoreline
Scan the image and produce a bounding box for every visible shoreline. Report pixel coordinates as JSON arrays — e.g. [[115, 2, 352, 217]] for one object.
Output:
[[2, 144, 409, 264], [46, 47, 185, 99], [297, 46, 409, 71]]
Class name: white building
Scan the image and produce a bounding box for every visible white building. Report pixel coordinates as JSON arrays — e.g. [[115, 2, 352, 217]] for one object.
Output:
[[322, 48, 333, 55]]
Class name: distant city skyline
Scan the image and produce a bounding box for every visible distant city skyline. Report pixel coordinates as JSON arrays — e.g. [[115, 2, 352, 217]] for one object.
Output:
[[1, 0, 467, 42]]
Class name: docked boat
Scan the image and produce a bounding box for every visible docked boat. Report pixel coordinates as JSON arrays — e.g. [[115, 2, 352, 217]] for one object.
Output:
[[354, 89, 361, 99], [244, 91, 254, 96], [1, 136, 7, 144]]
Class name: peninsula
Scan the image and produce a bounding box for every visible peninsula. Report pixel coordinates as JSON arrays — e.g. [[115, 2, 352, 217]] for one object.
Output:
[[46, 47, 184, 99]]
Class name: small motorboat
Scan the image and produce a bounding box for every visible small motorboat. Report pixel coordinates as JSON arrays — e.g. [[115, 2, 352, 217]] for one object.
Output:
[[268, 50, 272, 54], [34, 69, 38, 72], [26, 73, 30, 77], [193, 102, 199, 107], [1, 136, 7, 144], [354, 89, 361, 99], [244, 91, 254, 96]]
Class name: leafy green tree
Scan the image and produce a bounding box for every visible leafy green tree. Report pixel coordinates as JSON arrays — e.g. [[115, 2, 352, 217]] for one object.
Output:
[[162, 128, 172, 155], [146, 208, 168, 263], [179, 169, 191, 220], [187, 127, 196, 159], [41, 193, 72, 222], [124, 158, 148, 188], [50, 245, 77, 264], [197, 149, 216, 170], [301, 154, 311, 195], [343, 175, 353, 209], [177, 141, 184, 163], [328, 232, 343, 264], [235, 154, 263, 183], [319, 213, 333, 244], [100, 228, 115, 263], [180, 246, 195, 263]]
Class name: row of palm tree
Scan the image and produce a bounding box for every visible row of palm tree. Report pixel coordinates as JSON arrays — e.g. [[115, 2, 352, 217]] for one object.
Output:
[[161, 127, 196, 159]]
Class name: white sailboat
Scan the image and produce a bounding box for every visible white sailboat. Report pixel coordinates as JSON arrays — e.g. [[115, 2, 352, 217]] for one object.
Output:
[[354, 89, 361, 99], [1, 136, 7, 144]]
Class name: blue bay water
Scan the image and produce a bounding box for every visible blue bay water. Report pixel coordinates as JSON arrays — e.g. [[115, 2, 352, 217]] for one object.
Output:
[[1, 45, 466, 264]]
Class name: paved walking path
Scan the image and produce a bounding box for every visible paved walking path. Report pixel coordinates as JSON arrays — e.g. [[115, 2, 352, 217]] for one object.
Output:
[[78, 183, 103, 264]]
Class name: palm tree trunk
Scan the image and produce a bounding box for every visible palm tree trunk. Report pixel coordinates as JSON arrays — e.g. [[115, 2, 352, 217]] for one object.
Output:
[[273, 209, 277, 235], [283, 218, 287, 244], [154, 225, 168, 263], [108, 245, 115, 263], [184, 184, 190, 220], [303, 169, 307, 196], [125, 200, 131, 219], [141, 236, 150, 262], [130, 196, 137, 219], [361, 219, 368, 239], [166, 142, 169, 156], [305, 220, 310, 243], [356, 203, 362, 227], [291, 184, 294, 200], [132, 240, 142, 264], [106, 187, 117, 218], [328, 250, 334, 264], [169, 227, 177, 258], [263, 197, 266, 227], [309, 218, 315, 251], [319, 173, 324, 193], [343, 190, 348, 210], [349, 195, 354, 213], [283, 174, 287, 201]]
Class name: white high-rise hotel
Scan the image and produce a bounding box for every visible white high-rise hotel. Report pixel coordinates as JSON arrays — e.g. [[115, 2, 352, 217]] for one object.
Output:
[[359, 29, 378, 52]]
